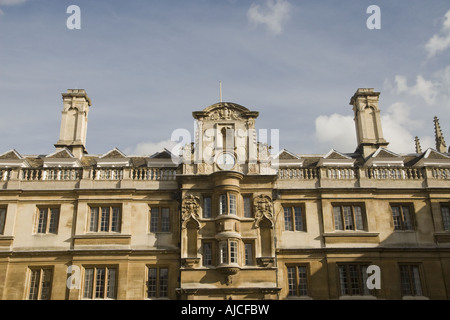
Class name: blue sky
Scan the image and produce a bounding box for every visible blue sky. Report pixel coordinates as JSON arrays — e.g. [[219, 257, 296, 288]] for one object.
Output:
[[0, 0, 449, 157]]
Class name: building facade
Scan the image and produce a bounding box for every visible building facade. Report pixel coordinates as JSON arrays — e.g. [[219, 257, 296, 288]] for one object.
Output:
[[0, 88, 449, 300]]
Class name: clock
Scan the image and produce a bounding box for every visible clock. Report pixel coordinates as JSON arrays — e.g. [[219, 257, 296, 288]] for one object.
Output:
[[216, 152, 236, 170]]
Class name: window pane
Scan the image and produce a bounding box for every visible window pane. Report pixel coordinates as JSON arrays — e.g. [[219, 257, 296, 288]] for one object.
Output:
[[28, 270, 40, 300], [392, 206, 402, 230], [343, 206, 354, 230], [348, 265, 360, 295], [294, 207, 303, 231], [287, 267, 296, 296], [0, 208, 6, 234], [298, 266, 308, 296], [111, 207, 120, 232], [400, 265, 412, 296], [361, 265, 370, 295], [48, 208, 59, 234], [159, 268, 168, 298], [203, 197, 212, 218], [40, 269, 52, 300], [203, 243, 212, 266], [95, 268, 106, 298], [84, 268, 94, 299], [161, 208, 170, 232], [90, 207, 99, 232], [402, 206, 413, 230], [245, 243, 253, 266], [442, 206, 450, 231], [354, 206, 364, 231], [150, 208, 159, 232], [219, 195, 226, 215], [338, 265, 348, 295], [243, 197, 251, 218], [334, 207, 343, 230], [100, 207, 110, 232], [37, 208, 47, 233], [412, 266, 422, 296], [107, 268, 116, 299], [219, 241, 227, 264], [229, 194, 236, 215], [284, 207, 293, 231], [147, 268, 157, 298], [230, 241, 237, 263]]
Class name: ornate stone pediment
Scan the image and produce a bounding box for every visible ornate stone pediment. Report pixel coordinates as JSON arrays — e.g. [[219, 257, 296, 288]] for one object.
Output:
[[181, 194, 200, 228], [206, 104, 242, 121], [192, 102, 258, 122], [253, 194, 273, 228]]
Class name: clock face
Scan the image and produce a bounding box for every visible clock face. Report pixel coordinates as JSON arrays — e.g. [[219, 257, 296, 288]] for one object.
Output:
[[216, 152, 236, 170]]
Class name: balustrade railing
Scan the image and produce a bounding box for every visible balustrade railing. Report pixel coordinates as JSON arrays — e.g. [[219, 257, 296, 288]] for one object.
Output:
[[365, 167, 424, 180], [326, 168, 358, 179], [277, 168, 318, 180], [432, 168, 450, 180], [132, 168, 177, 181], [92, 168, 123, 180], [21, 168, 82, 181]]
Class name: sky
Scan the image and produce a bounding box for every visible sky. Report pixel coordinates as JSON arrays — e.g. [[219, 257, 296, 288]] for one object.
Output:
[[0, 0, 449, 157]]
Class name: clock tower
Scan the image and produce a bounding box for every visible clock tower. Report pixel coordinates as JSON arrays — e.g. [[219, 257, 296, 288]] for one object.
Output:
[[184, 102, 274, 175]]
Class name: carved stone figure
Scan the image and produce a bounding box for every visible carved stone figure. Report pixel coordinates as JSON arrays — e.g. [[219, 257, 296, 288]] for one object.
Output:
[[181, 194, 200, 228], [253, 194, 273, 228]]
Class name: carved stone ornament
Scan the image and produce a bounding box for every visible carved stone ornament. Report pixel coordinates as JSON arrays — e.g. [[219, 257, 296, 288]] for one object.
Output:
[[181, 194, 200, 228], [253, 194, 274, 228], [207, 105, 241, 121]]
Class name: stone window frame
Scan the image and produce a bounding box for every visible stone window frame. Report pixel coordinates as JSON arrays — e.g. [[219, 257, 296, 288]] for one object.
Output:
[[82, 265, 118, 300], [88, 204, 122, 233], [390, 203, 416, 231], [146, 265, 169, 300], [27, 267, 53, 300], [332, 203, 367, 232], [35, 205, 60, 235]]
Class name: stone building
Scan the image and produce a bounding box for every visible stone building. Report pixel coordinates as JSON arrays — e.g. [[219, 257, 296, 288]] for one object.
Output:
[[0, 88, 449, 300]]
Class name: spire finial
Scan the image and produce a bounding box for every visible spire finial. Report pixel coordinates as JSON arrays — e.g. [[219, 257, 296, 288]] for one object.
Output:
[[414, 136, 422, 153], [434, 116, 447, 153]]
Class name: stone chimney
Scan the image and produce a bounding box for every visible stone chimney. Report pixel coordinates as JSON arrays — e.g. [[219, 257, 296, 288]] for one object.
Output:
[[54, 89, 92, 158], [350, 88, 389, 158]]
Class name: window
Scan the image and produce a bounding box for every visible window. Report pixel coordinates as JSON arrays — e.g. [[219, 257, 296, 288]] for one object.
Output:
[[244, 242, 254, 266], [243, 196, 252, 218], [28, 268, 52, 300], [36, 207, 59, 234], [440, 204, 450, 231], [400, 265, 423, 296], [391, 205, 414, 231], [89, 206, 121, 232], [219, 193, 237, 215], [150, 207, 170, 232], [203, 197, 212, 218], [338, 264, 371, 296], [333, 205, 365, 231], [83, 267, 117, 299], [147, 267, 169, 299], [0, 207, 6, 235], [219, 239, 238, 265], [284, 206, 305, 231], [203, 242, 213, 266], [287, 265, 308, 297]]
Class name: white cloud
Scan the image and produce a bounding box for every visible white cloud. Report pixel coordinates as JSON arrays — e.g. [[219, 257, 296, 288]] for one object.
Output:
[[315, 113, 356, 152], [384, 74, 438, 105], [381, 102, 420, 153], [425, 10, 450, 57], [125, 139, 178, 156], [247, 0, 292, 35], [315, 103, 424, 154]]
